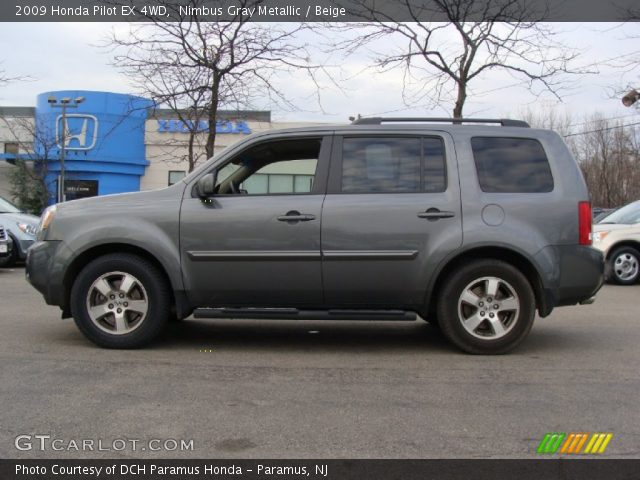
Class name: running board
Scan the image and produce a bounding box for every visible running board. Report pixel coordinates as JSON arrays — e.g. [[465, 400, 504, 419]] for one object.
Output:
[[193, 308, 417, 321]]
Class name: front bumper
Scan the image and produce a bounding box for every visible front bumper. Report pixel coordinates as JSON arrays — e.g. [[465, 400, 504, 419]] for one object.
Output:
[[16, 237, 35, 259], [25, 240, 64, 306], [0, 239, 12, 257]]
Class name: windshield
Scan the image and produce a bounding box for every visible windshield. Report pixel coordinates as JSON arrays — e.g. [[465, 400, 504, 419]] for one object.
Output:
[[0, 196, 22, 214], [599, 200, 640, 225]]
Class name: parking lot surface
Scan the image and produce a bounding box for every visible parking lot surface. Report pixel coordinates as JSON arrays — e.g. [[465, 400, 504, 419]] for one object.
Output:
[[1, 266, 638, 458]]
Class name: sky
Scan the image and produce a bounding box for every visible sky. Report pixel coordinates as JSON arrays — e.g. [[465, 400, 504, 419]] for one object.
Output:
[[0, 22, 639, 133]]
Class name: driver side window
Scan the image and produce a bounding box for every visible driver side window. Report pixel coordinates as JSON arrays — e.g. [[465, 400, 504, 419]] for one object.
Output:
[[215, 138, 321, 195]]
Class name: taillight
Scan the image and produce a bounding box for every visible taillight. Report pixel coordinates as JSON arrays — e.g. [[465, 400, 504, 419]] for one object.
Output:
[[578, 201, 592, 246]]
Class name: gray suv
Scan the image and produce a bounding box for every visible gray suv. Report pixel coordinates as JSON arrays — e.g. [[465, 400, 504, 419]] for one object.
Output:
[[26, 118, 604, 354]]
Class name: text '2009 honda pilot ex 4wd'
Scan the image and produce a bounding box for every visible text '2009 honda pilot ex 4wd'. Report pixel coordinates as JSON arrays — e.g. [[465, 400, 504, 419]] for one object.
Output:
[[26, 117, 604, 354]]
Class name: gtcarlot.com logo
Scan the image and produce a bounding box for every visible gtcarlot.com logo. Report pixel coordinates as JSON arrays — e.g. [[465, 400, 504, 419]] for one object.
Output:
[[537, 432, 613, 455], [14, 434, 194, 452]]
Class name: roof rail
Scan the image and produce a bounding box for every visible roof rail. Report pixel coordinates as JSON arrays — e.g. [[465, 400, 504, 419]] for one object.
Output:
[[351, 117, 530, 128]]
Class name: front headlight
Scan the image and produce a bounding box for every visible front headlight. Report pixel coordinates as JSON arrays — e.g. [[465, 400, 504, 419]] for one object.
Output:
[[39, 205, 57, 232], [17, 222, 38, 237], [592, 231, 609, 243]]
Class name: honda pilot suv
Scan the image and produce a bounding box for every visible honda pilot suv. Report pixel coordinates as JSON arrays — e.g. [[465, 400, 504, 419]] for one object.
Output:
[[26, 117, 604, 354]]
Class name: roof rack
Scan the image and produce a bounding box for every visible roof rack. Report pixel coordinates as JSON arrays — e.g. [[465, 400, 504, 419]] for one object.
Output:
[[350, 117, 530, 128]]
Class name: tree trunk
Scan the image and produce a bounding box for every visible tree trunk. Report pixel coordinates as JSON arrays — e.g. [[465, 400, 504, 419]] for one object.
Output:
[[205, 78, 220, 160], [187, 131, 196, 173], [453, 81, 466, 119]]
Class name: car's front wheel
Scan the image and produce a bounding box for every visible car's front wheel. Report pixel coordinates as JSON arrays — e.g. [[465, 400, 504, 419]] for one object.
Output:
[[607, 246, 640, 285], [437, 259, 536, 354], [70, 253, 171, 348]]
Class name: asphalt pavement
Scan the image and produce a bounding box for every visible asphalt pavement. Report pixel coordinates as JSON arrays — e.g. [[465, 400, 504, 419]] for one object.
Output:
[[1, 266, 638, 459]]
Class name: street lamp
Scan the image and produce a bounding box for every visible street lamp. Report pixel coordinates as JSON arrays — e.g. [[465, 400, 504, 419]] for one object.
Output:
[[48, 96, 85, 202]]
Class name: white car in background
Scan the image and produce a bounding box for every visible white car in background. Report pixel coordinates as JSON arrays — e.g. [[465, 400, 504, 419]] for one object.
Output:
[[593, 200, 640, 285]]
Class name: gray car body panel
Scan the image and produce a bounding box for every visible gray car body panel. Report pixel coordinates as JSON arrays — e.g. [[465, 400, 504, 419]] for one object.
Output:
[[30, 185, 185, 309], [26, 122, 604, 318]]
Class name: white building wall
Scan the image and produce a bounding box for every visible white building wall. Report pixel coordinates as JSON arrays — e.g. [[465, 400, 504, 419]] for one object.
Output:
[[0, 114, 36, 200], [141, 119, 327, 191]]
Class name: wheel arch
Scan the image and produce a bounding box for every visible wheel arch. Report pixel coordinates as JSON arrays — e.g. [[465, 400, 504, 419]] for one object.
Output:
[[62, 243, 191, 319], [605, 240, 640, 260], [426, 245, 549, 318]]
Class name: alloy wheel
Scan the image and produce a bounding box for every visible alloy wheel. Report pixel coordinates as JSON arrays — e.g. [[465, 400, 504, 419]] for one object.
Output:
[[85, 271, 149, 335], [457, 276, 520, 340]]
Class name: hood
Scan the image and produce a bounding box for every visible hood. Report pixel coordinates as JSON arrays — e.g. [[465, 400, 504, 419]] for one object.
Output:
[[0, 211, 40, 226], [55, 183, 185, 215], [593, 223, 637, 232]]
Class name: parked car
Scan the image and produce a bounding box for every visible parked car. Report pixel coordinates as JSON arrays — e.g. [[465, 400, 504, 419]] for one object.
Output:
[[593, 207, 615, 223], [0, 196, 39, 267], [0, 224, 13, 259], [26, 117, 604, 354], [593, 199, 640, 285]]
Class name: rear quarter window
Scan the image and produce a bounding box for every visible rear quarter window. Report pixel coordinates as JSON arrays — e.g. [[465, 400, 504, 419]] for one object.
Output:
[[471, 137, 554, 193]]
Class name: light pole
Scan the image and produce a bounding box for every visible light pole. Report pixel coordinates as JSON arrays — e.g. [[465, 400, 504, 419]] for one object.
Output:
[[47, 96, 85, 202]]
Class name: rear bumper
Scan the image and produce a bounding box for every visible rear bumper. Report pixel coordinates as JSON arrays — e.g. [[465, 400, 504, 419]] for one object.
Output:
[[535, 245, 604, 315]]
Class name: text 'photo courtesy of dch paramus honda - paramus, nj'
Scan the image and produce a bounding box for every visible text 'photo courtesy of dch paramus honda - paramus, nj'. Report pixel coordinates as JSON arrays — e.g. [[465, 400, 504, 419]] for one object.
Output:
[[25, 117, 604, 354]]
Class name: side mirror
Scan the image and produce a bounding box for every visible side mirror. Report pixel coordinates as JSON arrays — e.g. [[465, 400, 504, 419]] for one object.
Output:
[[195, 173, 216, 198]]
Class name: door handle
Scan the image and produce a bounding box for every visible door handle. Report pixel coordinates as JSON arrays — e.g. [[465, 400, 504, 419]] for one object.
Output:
[[277, 211, 316, 223], [418, 208, 455, 220]]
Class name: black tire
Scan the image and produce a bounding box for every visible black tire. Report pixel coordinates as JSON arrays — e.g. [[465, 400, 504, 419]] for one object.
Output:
[[606, 246, 640, 286], [70, 253, 171, 348], [437, 259, 536, 355]]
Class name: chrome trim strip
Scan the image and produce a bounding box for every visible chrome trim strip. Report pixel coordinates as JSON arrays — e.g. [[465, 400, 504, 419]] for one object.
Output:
[[322, 250, 419, 259], [187, 250, 321, 260], [188, 250, 418, 260]]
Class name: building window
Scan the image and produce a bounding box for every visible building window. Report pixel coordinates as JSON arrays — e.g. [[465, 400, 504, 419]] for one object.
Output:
[[240, 173, 315, 194], [168, 170, 186, 186], [4, 143, 19, 155]]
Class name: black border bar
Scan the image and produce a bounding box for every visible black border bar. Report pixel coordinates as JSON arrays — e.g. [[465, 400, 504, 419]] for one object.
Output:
[[3, 459, 640, 480], [3, 0, 640, 22]]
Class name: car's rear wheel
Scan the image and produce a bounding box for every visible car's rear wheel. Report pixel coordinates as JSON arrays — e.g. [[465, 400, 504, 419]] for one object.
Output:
[[607, 247, 640, 285], [437, 259, 536, 354], [70, 253, 171, 348]]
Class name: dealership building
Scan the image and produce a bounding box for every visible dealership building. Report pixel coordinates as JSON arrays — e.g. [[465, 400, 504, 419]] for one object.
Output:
[[0, 90, 321, 204]]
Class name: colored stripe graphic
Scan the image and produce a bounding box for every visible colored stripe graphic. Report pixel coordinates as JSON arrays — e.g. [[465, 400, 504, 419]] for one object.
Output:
[[538, 433, 613, 454], [584, 433, 613, 454], [537, 433, 566, 454], [560, 433, 589, 454]]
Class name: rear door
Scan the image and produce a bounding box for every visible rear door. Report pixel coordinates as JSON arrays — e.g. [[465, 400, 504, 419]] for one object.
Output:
[[321, 132, 462, 308]]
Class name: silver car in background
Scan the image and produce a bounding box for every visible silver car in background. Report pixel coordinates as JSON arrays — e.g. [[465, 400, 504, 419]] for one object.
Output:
[[0, 196, 39, 268]]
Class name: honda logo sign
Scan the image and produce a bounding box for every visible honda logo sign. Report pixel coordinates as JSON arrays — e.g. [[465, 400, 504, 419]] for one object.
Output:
[[56, 114, 99, 150]]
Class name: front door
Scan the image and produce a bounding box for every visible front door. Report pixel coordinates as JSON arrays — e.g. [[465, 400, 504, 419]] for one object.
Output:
[[180, 135, 331, 308], [321, 133, 462, 308]]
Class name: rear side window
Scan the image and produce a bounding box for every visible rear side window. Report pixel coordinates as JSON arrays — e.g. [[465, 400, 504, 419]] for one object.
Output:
[[471, 137, 554, 193], [341, 137, 446, 193]]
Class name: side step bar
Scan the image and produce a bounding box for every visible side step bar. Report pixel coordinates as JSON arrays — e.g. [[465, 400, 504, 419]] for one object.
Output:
[[193, 308, 417, 321]]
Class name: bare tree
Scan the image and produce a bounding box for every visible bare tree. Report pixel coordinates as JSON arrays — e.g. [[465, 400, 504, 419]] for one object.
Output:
[[331, 0, 585, 117], [0, 115, 56, 213], [108, 0, 322, 171], [572, 115, 640, 207]]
